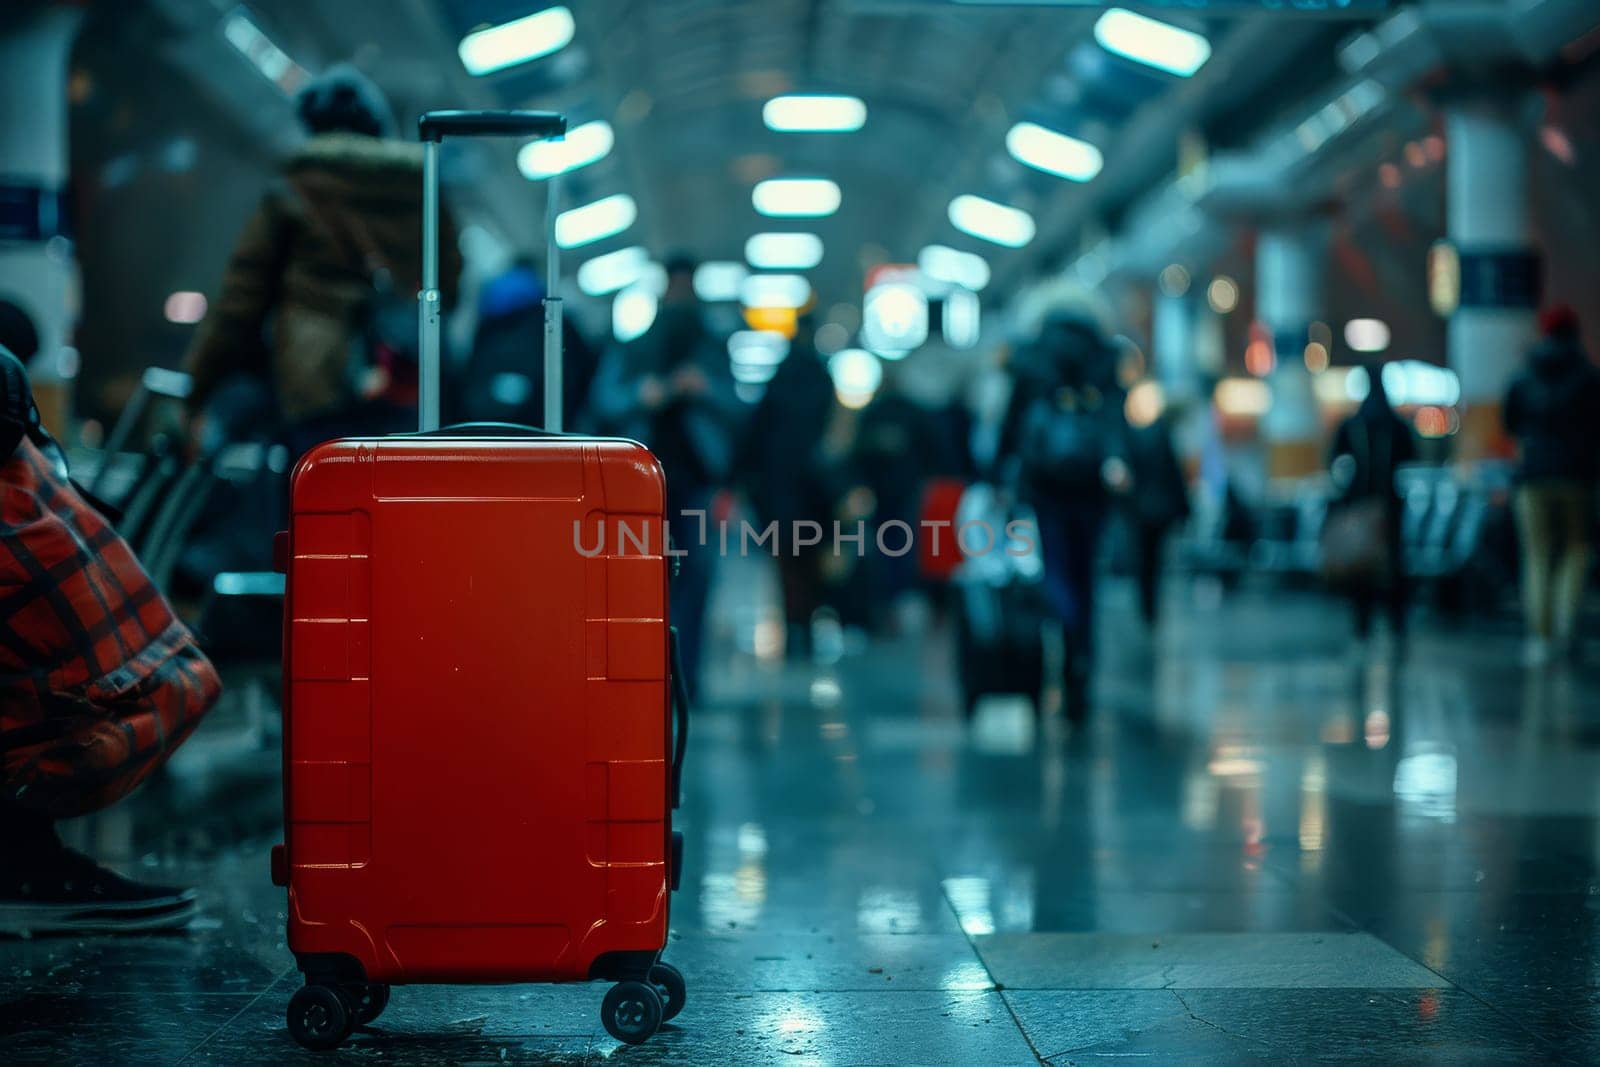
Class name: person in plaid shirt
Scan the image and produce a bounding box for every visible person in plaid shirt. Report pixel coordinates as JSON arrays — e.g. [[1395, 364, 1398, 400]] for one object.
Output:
[[1, 346, 220, 934]]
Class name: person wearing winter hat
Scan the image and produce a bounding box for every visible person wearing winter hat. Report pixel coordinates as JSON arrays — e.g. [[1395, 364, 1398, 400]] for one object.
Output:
[[183, 63, 461, 454], [1504, 305, 1600, 664]]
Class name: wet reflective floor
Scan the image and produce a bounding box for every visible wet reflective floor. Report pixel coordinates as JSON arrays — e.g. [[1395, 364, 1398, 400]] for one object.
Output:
[[4, 575, 1600, 1064]]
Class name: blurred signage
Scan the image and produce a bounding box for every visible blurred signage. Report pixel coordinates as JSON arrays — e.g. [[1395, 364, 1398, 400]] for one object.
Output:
[[0, 183, 67, 243], [1457, 250, 1541, 310], [1427, 240, 1459, 318]]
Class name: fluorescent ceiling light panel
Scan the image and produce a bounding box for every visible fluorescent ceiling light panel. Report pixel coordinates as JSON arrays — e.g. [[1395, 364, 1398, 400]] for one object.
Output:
[[829, 348, 883, 398], [728, 330, 791, 366], [763, 95, 867, 133], [1344, 318, 1391, 353], [1005, 122, 1103, 182], [577, 246, 650, 296], [948, 194, 1035, 248], [918, 245, 990, 291], [518, 119, 613, 180], [612, 285, 657, 343], [746, 232, 824, 270], [555, 194, 636, 249], [1093, 9, 1211, 78], [694, 261, 748, 302], [741, 273, 813, 309], [752, 178, 841, 218], [861, 282, 929, 353], [459, 6, 576, 76]]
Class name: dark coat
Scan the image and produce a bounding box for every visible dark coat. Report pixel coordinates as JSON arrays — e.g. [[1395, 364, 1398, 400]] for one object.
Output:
[[1125, 416, 1190, 529], [1330, 391, 1417, 505], [185, 133, 462, 422], [1504, 335, 1600, 484]]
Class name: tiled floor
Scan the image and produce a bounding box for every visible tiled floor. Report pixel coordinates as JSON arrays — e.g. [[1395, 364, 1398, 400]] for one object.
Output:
[[4, 578, 1600, 1064]]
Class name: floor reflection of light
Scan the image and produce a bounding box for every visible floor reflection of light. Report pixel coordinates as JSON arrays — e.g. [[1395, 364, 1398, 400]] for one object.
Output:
[[819, 720, 849, 740], [738, 822, 768, 856], [1320, 716, 1355, 744], [754, 998, 826, 1065], [1182, 770, 1219, 830], [753, 616, 785, 661], [857, 886, 923, 933], [941, 876, 995, 935], [1365, 709, 1391, 749], [939, 959, 993, 991], [1299, 754, 1327, 850], [810, 676, 842, 708], [699, 870, 766, 928], [969, 697, 1035, 755], [1207, 745, 1263, 780], [1394, 748, 1457, 821]]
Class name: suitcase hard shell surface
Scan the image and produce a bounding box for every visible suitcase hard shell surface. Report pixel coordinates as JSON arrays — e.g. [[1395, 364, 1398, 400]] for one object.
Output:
[[281, 434, 673, 987]]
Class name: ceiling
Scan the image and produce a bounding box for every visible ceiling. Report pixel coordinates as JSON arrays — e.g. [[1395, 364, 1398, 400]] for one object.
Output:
[[421, 0, 1358, 311]]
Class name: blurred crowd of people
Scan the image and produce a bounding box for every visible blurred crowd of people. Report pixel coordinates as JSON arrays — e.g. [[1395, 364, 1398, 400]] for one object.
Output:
[[5, 62, 1600, 939]]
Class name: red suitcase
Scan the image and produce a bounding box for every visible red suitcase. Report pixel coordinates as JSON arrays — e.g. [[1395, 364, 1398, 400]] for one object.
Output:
[[271, 111, 687, 1051]]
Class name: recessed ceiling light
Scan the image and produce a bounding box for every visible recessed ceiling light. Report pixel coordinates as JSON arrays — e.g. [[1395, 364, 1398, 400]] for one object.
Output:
[[518, 119, 614, 180], [752, 178, 841, 218], [948, 195, 1035, 248], [1093, 9, 1211, 78], [763, 95, 867, 133], [1005, 122, 1104, 182], [555, 194, 636, 249], [459, 6, 576, 76], [746, 232, 824, 270]]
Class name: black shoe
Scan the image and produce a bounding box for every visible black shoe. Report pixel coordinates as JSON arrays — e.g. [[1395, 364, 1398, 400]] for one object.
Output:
[[0, 842, 197, 937]]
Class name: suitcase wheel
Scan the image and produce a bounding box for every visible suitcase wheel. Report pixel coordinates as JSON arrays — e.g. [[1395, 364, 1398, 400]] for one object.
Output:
[[287, 984, 351, 1051], [346, 982, 390, 1026], [601, 980, 663, 1045], [649, 961, 687, 1022]]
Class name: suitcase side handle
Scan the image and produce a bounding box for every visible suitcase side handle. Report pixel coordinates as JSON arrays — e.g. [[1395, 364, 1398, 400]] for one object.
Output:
[[419, 110, 567, 142], [668, 626, 690, 810]]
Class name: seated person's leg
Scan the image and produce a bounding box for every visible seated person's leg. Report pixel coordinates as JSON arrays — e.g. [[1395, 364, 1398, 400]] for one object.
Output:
[[2, 435, 221, 935]]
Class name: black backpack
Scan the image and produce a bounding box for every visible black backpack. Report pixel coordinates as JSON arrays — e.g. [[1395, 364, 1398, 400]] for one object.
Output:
[[1019, 386, 1109, 493]]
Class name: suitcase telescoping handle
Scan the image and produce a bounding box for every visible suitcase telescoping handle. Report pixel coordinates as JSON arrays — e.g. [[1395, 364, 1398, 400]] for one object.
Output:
[[417, 109, 568, 435]]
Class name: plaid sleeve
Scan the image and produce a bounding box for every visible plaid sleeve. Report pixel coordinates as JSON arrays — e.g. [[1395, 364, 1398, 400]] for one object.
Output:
[[1, 439, 222, 818]]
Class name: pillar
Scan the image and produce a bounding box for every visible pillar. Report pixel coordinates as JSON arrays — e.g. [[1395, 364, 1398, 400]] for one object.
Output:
[[1256, 225, 1324, 478], [0, 4, 83, 436], [1444, 94, 1536, 461]]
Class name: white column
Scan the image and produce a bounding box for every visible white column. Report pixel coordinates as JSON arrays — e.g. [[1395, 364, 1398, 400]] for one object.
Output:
[[1153, 291, 1196, 400], [0, 5, 82, 433], [1256, 225, 1324, 476], [1445, 95, 1536, 459]]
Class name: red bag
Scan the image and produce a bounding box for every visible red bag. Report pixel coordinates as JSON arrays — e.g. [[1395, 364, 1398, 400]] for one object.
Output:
[[917, 477, 967, 582]]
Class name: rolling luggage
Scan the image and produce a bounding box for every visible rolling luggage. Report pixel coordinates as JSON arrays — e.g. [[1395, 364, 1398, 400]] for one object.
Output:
[[271, 110, 688, 1050], [951, 484, 1046, 719]]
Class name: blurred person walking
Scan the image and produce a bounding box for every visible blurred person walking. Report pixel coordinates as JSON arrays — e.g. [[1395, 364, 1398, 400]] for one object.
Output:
[[1504, 305, 1600, 664], [452, 258, 596, 429], [1000, 310, 1129, 725], [739, 316, 834, 656], [1124, 407, 1190, 627], [586, 255, 743, 696], [184, 65, 460, 456], [1, 347, 220, 934], [1326, 369, 1416, 643]]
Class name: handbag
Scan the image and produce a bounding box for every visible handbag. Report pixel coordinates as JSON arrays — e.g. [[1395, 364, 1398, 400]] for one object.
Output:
[[1320, 419, 1392, 586], [1320, 496, 1391, 586]]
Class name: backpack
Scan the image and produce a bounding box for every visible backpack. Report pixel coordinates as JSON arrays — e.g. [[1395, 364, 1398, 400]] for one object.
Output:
[[1019, 387, 1108, 493]]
